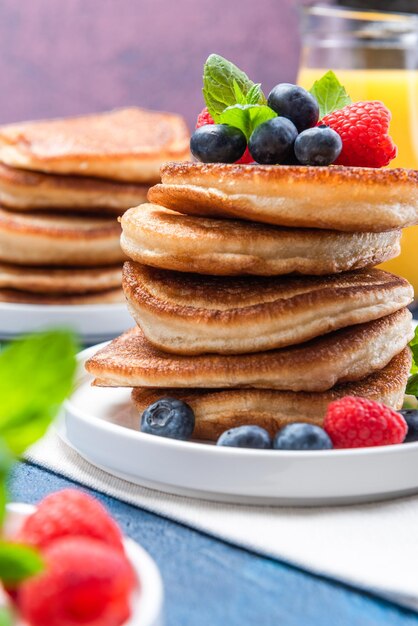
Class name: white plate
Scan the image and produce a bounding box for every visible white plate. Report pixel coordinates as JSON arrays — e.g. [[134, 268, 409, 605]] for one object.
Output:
[[4, 503, 164, 626], [0, 301, 133, 344], [61, 343, 418, 506]]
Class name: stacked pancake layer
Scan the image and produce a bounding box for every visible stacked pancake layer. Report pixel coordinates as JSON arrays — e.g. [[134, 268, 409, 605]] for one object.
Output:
[[0, 109, 190, 304], [86, 162, 418, 441]]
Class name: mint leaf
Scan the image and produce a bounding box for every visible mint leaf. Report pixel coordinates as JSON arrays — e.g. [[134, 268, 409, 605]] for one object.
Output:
[[0, 330, 78, 455], [0, 607, 13, 626], [0, 543, 44, 585], [409, 325, 418, 375], [219, 104, 276, 140], [309, 70, 352, 118], [203, 54, 266, 120], [406, 373, 418, 396]]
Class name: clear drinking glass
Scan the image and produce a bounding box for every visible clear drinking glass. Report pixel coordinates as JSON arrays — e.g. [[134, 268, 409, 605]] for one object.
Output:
[[297, 4, 418, 293]]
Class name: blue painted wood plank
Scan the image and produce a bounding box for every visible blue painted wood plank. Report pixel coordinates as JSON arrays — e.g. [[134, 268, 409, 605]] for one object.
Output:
[[9, 462, 418, 626]]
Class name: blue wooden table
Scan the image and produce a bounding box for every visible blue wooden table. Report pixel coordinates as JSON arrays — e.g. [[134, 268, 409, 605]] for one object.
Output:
[[9, 461, 418, 626]]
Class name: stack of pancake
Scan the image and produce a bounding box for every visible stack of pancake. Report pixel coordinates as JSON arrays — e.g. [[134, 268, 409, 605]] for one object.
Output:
[[86, 162, 418, 440], [0, 108, 189, 305]]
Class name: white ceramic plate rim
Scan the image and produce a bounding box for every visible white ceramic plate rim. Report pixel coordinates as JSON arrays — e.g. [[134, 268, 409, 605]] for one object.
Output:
[[66, 342, 418, 461]]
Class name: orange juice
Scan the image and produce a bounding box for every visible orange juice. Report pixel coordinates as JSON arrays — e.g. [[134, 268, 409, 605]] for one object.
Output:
[[298, 68, 418, 293]]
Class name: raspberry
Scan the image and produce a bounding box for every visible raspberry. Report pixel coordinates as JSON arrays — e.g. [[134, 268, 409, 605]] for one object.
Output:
[[17, 489, 124, 552], [323, 396, 407, 449], [195, 107, 254, 164], [321, 101, 397, 168], [196, 107, 214, 129], [18, 537, 136, 626]]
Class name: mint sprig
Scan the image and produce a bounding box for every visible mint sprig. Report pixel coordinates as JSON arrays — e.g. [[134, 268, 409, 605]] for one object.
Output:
[[405, 325, 418, 395], [203, 54, 266, 121], [0, 543, 44, 586], [0, 330, 78, 455], [219, 104, 276, 140], [0, 607, 13, 626], [309, 70, 352, 118]]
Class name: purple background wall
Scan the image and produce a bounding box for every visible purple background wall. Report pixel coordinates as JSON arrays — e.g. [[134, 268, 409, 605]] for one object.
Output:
[[0, 0, 302, 130]]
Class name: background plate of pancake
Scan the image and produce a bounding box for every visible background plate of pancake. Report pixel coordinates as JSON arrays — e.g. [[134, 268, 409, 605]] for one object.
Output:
[[0, 108, 190, 342], [60, 161, 418, 505]]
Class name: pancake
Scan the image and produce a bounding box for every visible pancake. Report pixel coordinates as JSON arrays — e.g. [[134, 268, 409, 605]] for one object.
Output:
[[0, 208, 125, 266], [0, 108, 190, 183], [131, 348, 411, 440], [0, 263, 121, 294], [148, 162, 418, 232], [120, 204, 402, 276], [85, 308, 413, 391], [0, 288, 124, 305], [123, 264, 413, 355], [0, 163, 149, 212]]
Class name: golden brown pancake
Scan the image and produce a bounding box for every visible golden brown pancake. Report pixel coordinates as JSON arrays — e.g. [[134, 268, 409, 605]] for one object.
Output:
[[148, 162, 418, 232], [123, 263, 413, 355], [0, 208, 125, 266], [0, 163, 149, 212], [0, 108, 190, 183], [85, 309, 413, 392], [0, 263, 121, 294], [120, 204, 402, 276], [131, 348, 411, 440], [0, 288, 124, 305]]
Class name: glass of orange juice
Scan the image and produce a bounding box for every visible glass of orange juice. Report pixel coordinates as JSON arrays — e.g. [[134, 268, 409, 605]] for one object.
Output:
[[297, 4, 418, 294]]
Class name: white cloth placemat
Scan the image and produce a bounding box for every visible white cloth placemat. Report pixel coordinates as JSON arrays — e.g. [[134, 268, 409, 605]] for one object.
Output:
[[26, 428, 418, 612]]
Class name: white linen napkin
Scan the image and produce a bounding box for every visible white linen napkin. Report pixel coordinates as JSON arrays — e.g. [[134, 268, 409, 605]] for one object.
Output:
[[26, 428, 418, 612]]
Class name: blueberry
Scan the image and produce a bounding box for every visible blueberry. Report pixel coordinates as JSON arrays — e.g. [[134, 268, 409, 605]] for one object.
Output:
[[248, 117, 298, 165], [140, 398, 195, 440], [294, 125, 342, 166], [399, 410, 418, 443], [273, 423, 333, 450], [190, 124, 247, 163], [267, 83, 319, 132], [216, 425, 272, 449]]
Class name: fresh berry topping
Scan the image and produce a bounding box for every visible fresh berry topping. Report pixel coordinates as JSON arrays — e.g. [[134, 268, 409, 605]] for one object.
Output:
[[236, 147, 254, 164], [196, 106, 215, 129], [18, 537, 135, 626], [249, 117, 298, 165], [273, 423, 332, 450], [321, 101, 397, 168], [399, 410, 418, 443], [141, 397, 195, 440], [17, 489, 124, 552], [267, 84, 319, 132], [294, 125, 342, 166], [324, 397, 407, 448], [190, 124, 247, 164], [216, 425, 272, 449]]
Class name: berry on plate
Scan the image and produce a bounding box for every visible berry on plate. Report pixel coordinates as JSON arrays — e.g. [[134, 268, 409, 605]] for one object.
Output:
[[17, 489, 124, 552], [141, 397, 195, 440], [190, 124, 247, 163], [294, 124, 342, 166], [267, 83, 319, 132], [18, 537, 136, 626], [399, 409, 418, 443], [248, 117, 298, 165], [217, 425, 272, 449], [321, 101, 397, 168], [324, 396, 408, 448], [273, 423, 333, 451]]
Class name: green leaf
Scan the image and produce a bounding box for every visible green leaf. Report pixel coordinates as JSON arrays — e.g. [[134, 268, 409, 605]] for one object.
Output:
[[409, 324, 418, 375], [219, 104, 276, 140], [0, 607, 13, 626], [309, 70, 352, 118], [202, 54, 266, 120], [0, 542, 44, 586], [406, 373, 418, 396], [0, 330, 78, 455]]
